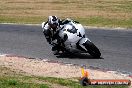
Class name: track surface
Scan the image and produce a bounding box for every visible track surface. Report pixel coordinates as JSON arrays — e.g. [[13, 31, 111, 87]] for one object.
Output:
[[0, 24, 132, 74]]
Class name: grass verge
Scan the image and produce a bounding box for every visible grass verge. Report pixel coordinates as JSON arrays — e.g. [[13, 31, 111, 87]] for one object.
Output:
[[76, 17, 132, 28], [0, 66, 129, 88], [0, 16, 132, 28], [0, 16, 45, 24]]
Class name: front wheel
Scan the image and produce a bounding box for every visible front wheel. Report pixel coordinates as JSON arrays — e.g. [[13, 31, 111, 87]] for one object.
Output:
[[83, 40, 101, 58]]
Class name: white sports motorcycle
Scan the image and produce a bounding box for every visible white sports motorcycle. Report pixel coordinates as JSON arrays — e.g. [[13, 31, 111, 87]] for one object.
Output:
[[57, 19, 101, 58]]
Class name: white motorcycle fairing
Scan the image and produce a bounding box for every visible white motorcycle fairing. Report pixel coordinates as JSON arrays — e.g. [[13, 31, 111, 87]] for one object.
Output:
[[59, 20, 91, 53]]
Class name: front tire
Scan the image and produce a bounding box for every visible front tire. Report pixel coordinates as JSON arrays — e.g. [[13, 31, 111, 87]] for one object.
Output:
[[83, 40, 101, 58]]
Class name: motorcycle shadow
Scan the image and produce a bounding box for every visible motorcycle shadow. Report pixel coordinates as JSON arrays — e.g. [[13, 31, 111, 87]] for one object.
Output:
[[56, 53, 103, 59]]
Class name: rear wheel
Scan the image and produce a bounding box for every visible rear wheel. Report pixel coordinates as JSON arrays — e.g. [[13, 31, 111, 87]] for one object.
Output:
[[83, 40, 101, 58]]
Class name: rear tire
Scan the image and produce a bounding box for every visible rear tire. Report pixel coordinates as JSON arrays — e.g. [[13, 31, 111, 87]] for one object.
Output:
[[83, 40, 101, 58]]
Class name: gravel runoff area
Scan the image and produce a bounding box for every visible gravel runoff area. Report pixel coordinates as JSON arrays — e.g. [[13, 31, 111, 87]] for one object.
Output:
[[0, 55, 132, 87]]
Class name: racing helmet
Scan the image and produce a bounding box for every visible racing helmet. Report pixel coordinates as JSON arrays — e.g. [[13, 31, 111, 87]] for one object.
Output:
[[48, 16, 59, 29]]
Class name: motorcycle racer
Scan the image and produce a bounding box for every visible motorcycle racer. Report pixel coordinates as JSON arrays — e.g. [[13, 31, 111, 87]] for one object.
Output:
[[42, 16, 65, 54], [42, 16, 80, 54], [42, 16, 61, 44]]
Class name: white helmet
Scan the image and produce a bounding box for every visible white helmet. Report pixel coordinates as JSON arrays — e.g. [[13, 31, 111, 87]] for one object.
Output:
[[48, 16, 59, 29]]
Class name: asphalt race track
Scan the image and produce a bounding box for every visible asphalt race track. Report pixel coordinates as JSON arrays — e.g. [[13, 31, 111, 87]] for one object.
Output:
[[0, 24, 132, 75]]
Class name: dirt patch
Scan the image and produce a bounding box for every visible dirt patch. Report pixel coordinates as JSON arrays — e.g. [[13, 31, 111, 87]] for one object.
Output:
[[0, 55, 131, 87]]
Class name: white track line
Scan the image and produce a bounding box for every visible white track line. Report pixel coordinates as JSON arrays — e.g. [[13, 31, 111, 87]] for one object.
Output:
[[0, 53, 7, 57]]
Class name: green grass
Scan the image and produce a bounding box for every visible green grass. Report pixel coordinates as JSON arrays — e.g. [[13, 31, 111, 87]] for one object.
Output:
[[76, 16, 132, 28], [0, 16, 45, 24], [37, 77, 79, 87], [0, 76, 50, 88]]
